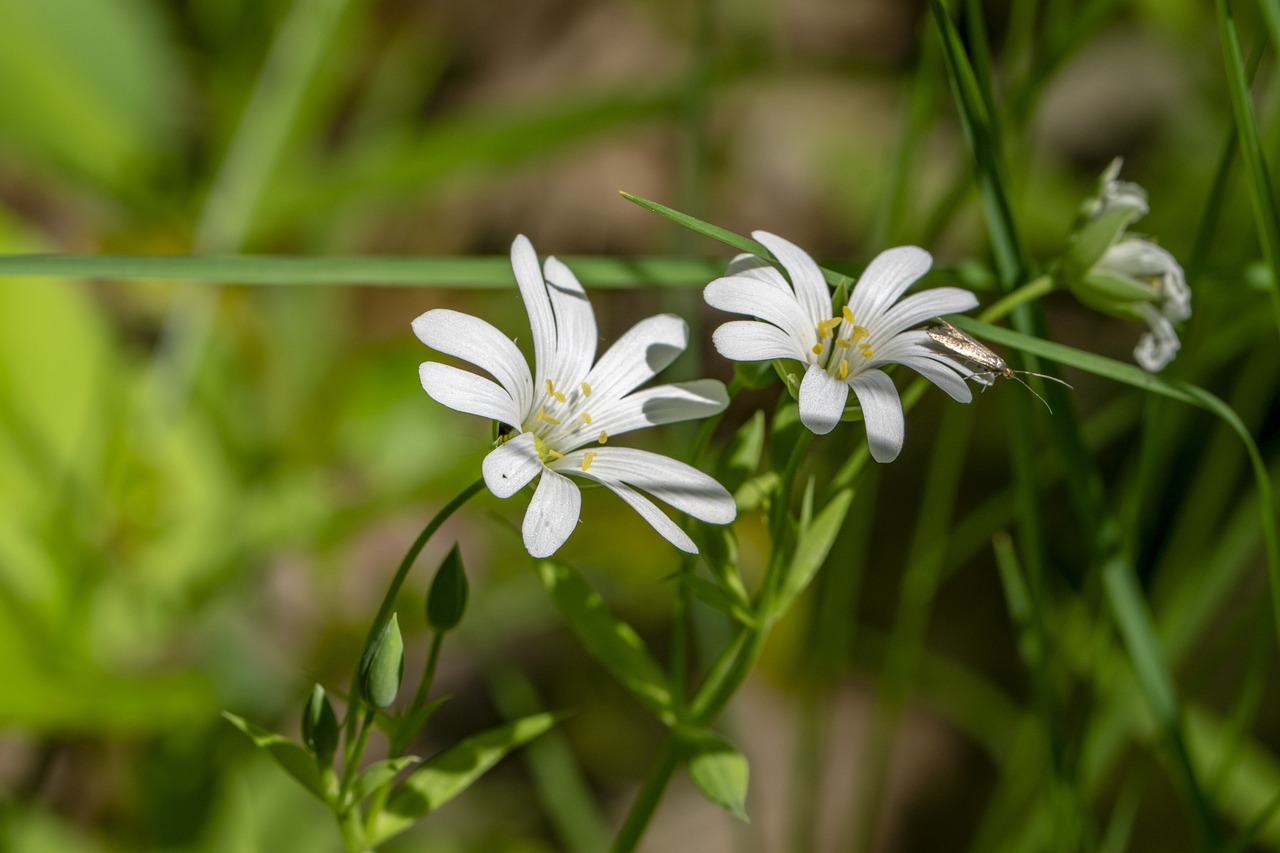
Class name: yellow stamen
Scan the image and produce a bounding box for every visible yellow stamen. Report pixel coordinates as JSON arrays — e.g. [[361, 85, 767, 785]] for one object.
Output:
[[546, 449, 564, 460], [818, 317, 842, 336], [581, 382, 592, 396], [839, 359, 849, 379], [851, 325, 870, 341], [581, 412, 593, 424], [581, 451, 597, 472], [859, 343, 874, 359], [598, 430, 608, 445], [536, 407, 561, 425], [842, 306, 855, 323], [544, 379, 566, 403], [834, 338, 852, 348], [812, 342, 825, 355]]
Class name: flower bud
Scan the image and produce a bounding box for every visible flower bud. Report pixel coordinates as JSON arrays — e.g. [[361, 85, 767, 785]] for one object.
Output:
[[301, 683, 339, 764], [359, 614, 404, 709], [427, 545, 468, 632]]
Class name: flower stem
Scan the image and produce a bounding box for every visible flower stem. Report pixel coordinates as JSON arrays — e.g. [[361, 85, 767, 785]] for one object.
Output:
[[978, 274, 1056, 324], [611, 735, 685, 853], [335, 478, 486, 830]]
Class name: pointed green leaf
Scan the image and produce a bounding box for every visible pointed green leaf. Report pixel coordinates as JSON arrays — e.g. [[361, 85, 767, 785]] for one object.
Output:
[[222, 712, 328, 803], [679, 573, 756, 628], [687, 734, 750, 821], [352, 755, 420, 804], [537, 561, 674, 723], [772, 489, 854, 619], [371, 712, 558, 843]]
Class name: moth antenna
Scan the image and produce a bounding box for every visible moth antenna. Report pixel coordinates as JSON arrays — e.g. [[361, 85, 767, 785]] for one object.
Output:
[[1010, 373, 1054, 413], [1013, 369, 1073, 390]]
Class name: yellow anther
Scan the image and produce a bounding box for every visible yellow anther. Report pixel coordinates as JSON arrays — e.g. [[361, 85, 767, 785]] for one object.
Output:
[[598, 430, 608, 445], [812, 343, 825, 355], [839, 359, 849, 379], [546, 449, 564, 460], [581, 382, 592, 396], [581, 412, 593, 424], [536, 407, 561, 425], [842, 305, 855, 323], [818, 317, 842, 336], [581, 451, 597, 472], [860, 345, 874, 359], [835, 338, 852, 348], [851, 325, 870, 340], [545, 379, 565, 402]]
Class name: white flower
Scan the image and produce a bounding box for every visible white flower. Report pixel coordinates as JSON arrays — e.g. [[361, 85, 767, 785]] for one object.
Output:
[[414, 235, 736, 558], [704, 231, 979, 463], [1096, 238, 1189, 372], [1074, 159, 1190, 373]]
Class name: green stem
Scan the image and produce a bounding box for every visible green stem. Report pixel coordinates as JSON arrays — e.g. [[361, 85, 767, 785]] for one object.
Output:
[[978, 274, 1055, 324], [611, 734, 685, 853], [339, 479, 486, 794]]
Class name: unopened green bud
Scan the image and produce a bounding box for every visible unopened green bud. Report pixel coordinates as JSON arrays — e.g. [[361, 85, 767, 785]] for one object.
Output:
[[301, 683, 339, 764], [359, 614, 404, 709], [427, 545, 468, 632]]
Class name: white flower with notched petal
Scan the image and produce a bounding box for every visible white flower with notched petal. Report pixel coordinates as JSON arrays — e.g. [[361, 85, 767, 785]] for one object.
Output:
[[704, 231, 979, 463], [415, 235, 736, 558]]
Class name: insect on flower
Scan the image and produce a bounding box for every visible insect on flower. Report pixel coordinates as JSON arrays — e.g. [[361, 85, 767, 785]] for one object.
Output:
[[925, 320, 1072, 413]]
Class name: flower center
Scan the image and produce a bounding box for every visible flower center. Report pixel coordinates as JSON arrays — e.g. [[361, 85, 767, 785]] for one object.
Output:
[[811, 306, 874, 379], [522, 377, 609, 462]]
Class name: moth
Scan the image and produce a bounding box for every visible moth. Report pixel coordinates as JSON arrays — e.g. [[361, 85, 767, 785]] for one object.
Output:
[[926, 320, 1072, 412]]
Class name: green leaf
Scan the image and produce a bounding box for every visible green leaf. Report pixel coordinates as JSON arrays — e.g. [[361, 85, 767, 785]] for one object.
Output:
[[1218, 0, 1280, 338], [352, 756, 420, 804], [771, 489, 854, 619], [686, 734, 750, 821], [537, 561, 675, 724], [222, 712, 328, 803], [679, 573, 756, 628], [715, 411, 766, 497], [371, 712, 558, 844]]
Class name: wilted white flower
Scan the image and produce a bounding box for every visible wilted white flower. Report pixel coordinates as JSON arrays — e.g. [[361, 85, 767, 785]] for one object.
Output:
[[704, 231, 979, 463], [415, 236, 736, 558], [1070, 158, 1189, 372]]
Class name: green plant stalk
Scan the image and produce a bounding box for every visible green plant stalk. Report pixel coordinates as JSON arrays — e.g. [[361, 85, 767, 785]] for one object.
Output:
[[337, 478, 486, 816], [613, 431, 813, 852]]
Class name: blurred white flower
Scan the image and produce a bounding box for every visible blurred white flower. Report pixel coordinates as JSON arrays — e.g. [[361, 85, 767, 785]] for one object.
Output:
[[1072, 158, 1189, 372], [704, 231, 979, 463], [414, 236, 735, 558]]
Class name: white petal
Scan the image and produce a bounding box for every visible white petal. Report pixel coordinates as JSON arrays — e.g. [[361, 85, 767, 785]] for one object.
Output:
[[894, 355, 974, 402], [1134, 303, 1180, 372], [522, 468, 581, 557], [593, 479, 698, 553], [848, 370, 905, 463], [704, 276, 816, 347], [872, 287, 979, 340], [420, 362, 523, 427], [798, 364, 849, 435], [511, 235, 556, 392], [725, 253, 791, 292], [712, 320, 801, 362], [582, 314, 688, 403], [557, 380, 728, 449], [482, 432, 543, 498], [845, 246, 933, 329], [543, 255, 598, 385], [562, 447, 736, 524], [753, 231, 831, 325], [412, 309, 533, 416], [1102, 239, 1190, 322]]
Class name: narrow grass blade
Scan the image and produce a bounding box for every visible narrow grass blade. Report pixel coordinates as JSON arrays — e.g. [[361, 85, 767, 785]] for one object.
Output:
[[1217, 0, 1280, 337]]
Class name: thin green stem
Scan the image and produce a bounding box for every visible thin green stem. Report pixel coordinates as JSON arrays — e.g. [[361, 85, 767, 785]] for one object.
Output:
[[612, 735, 685, 853], [979, 274, 1056, 324]]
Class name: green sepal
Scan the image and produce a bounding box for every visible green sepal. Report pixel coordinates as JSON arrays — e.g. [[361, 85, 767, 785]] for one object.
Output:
[[1065, 204, 1141, 279], [686, 733, 750, 821], [222, 712, 330, 803], [301, 683, 339, 766], [369, 712, 560, 844], [427, 545, 469, 632], [360, 614, 405, 709]]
